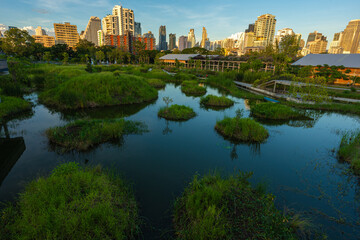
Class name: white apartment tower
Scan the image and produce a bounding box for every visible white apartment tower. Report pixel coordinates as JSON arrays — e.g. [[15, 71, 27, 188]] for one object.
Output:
[[102, 15, 119, 35], [112, 5, 135, 36]]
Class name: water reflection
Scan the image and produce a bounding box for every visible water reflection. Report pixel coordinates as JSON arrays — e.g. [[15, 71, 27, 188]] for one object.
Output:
[[162, 120, 172, 135]]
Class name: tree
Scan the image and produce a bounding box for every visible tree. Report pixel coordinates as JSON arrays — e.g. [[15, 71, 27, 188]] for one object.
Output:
[[290, 77, 330, 103], [172, 48, 181, 54], [62, 52, 69, 65], [1, 28, 35, 57], [43, 52, 52, 63], [95, 50, 105, 64], [50, 44, 68, 61], [163, 97, 173, 108]]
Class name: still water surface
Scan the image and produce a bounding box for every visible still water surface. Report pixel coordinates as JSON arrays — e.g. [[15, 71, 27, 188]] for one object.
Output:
[[1, 84, 360, 239]]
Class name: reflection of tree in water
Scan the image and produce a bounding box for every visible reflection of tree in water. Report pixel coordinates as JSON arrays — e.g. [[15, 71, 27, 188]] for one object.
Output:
[[230, 143, 261, 161], [162, 120, 172, 135], [230, 144, 238, 161]]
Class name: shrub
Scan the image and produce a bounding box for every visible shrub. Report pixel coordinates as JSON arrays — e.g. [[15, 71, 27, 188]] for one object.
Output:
[[200, 95, 234, 108], [251, 102, 308, 120], [181, 81, 206, 96], [158, 104, 196, 121], [46, 119, 147, 151], [174, 172, 297, 240], [0, 162, 140, 239], [215, 116, 268, 142]]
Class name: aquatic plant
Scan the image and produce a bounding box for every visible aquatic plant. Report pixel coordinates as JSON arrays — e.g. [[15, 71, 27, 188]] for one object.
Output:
[[0, 162, 140, 239], [0, 95, 31, 120], [46, 119, 147, 151], [200, 95, 234, 108], [251, 102, 308, 120], [158, 104, 196, 121], [339, 131, 360, 174], [174, 172, 297, 240], [181, 81, 206, 96], [146, 78, 166, 88]]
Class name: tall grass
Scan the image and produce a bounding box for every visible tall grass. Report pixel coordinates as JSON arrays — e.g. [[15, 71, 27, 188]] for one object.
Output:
[[251, 102, 308, 120], [0, 95, 31, 120], [39, 72, 158, 109], [46, 119, 147, 151], [174, 172, 297, 240], [0, 162, 140, 239], [145, 78, 166, 88], [339, 131, 360, 174], [181, 81, 207, 96], [158, 104, 196, 121], [200, 95, 234, 108]]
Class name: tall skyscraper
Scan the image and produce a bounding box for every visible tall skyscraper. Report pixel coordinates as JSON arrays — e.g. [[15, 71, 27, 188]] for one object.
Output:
[[112, 5, 135, 36], [158, 25, 167, 51], [201, 27, 209, 48], [340, 19, 360, 54], [169, 33, 176, 50], [102, 15, 119, 36], [178, 36, 188, 51], [134, 22, 142, 37], [305, 31, 328, 54], [329, 32, 344, 54], [143, 31, 155, 39], [32, 26, 55, 47], [253, 14, 277, 47], [80, 17, 102, 46], [187, 29, 196, 48], [244, 24, 255, 48], [54, 22, 79, 47]]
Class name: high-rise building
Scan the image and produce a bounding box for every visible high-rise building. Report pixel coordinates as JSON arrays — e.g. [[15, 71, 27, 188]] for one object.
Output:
[[305, 31, 328, 54], [32, 26, 55, 47], [329, 32, 344, 54], [169, 33, 176, 50], [102, 15, 119, 36], [143, 31, 155, 39], [104, 31, 155, 52], [158, 25, 167, 51], [201, 27, 209, 48], [80, 17, 102, 46], [112, 5, 135, 36], [54, 22, 79, 47], [340, 19, 360, 54], [134, 22, 141, 37], [178, 36, 188, 51], [274, 28, 295, 44], [187, 29, 196, 48], [253, 14, 277, 47], [97, 30, 104, 46]]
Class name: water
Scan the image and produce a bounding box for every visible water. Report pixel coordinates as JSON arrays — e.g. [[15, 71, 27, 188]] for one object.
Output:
[[1, 84, 360, 239]]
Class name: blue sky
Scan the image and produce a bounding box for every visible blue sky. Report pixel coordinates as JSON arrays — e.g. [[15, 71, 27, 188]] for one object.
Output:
[[1, 0, 359, 43]]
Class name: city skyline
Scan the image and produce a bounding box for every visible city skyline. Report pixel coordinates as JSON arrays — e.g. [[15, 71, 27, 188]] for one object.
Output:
[[1, 0, 359, 45]]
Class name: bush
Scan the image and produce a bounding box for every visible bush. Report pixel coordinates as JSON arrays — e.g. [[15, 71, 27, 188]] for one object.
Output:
[[251, 102, 307, 120], [0, 75, 23, 96], [46, 119, 147, 151], [339, 131, 360, 174], [181, 81, 206, 96], [174, 172, 297, 240], [215, 116, 268, 142], [146, 78, 166, 88], [0, 163, 140, 239], [0, 95, 31, 120], [200, 95, 234, 108], [158, 104, 196, 121], [39, 72, 158, 109]]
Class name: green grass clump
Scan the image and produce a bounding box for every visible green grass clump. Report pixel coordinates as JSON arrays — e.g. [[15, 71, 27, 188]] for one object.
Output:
[[146, 78, 166, 88], [339, 131, 360, 174], [200, 95, 234, 108], [39, 72, 158, 109], [0, 162, 140, 240], [181, 81, 206, 96], [46, 119, 147, 151], [251, 102, 307, 120], [0, 95, 31, 120], [174, 172, 297, 240], [158, 104, 196, 121], [215, 116, 268, 142]]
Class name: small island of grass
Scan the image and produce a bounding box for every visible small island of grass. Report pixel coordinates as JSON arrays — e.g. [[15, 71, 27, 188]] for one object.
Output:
[[146, 78, 166, 88], [215, 116, 268, 142], [46, 119, 147, 151], [339, 131, 360, 174], [251, 102, 308, 120], [0, 162, 140, 240], [158, 104, 196, 121], [181, 81, 206, 96], [0, 95, 31, 120], [174, 172, 297, 240], [200, 95, 234, 108]]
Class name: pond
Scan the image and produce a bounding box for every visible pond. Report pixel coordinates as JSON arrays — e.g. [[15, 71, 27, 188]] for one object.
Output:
[[1, 84, 360, 239]]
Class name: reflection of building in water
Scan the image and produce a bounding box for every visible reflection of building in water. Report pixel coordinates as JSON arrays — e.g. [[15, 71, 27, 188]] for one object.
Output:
[[244, 99, 251, 110], [0, 137, 26, 186]]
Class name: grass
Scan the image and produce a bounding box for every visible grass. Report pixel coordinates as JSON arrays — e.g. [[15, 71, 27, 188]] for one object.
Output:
[[0, 95, 31, 120], [173, 172, 297, 240], [39, 72, 158, 110], [0, 162, 140, 240], [158, 104, 196, 121], [338, 131, 360, 174], [285, 101, 360, 115], [251, 102, 308, 120], [215, 116, 269, 142], [181, 81, 207, 96], [46, 119, 147, 151], [200, 95, 234, 108], [145, 78, 166, 88]]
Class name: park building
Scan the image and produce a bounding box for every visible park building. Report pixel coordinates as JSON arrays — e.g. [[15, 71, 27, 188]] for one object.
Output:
[[32, 26, 55, 48], [54, 22, 79, 48], [80, 17, 102, 46]]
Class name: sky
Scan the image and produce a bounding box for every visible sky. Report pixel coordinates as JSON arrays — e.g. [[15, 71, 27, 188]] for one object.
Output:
[[0, 0, 359, 44]]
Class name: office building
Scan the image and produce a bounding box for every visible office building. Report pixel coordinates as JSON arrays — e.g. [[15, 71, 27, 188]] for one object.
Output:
[[80, 17, 102, 46], [188, 29, 196, 48], [112, 5, 135, 36], [135, 22, 141, 37], [340, 19, 360, 54], [329, 32, 344, 54], [178, 36, 188, 51], [201, 27, 209, 48], [32, 26, 55, 48], [253, 14, 276, 47], [169, 33, 176, 50], [53, 22, 79, 47], [158, 25, 167, 51], [305, 31, 328, 54]]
